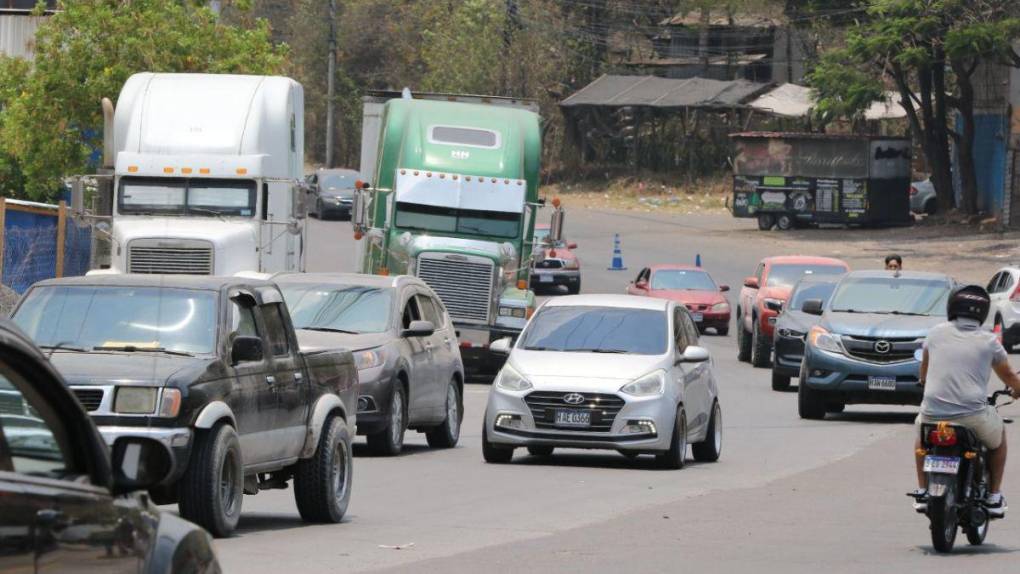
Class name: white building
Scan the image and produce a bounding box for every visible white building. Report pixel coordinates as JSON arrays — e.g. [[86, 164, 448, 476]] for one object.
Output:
[[0, 1, 55, 60]]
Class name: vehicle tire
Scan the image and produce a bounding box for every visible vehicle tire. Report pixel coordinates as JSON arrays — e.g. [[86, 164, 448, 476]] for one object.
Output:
[[367, 384, 406, 456], [736, 310, 751, 362], [776, 213, 794, 231], [568, 281, 581, 295], [717, 326, 729, 336], [692, 401, 722, 462], [178, 424, 243, 538], [924, 198, 937, 216], [312, 199, 322, 218], [996, 316, 1014, 353], [656, 407, 687, 470], [527, 446, 554, 456], [426, 379, 462, 448], [293, 415, 352, 524], [797, 365, 826, 420], [771, 370, 791, 391], [930, 487, 959, 553], [966, 467, 991, 545], [825, 402, 845, 414], [757, 213, 775, 230], [751, 319, 771, 368], [482, 424, 514, 463]]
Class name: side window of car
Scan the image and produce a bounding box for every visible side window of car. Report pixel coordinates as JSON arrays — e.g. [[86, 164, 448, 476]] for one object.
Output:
[[260, 304, 291, 357], [1001, 273, 1015, 294], [402, 295, 422, 330], [416, 294, 442, 327], [230, 299, 260, 339], [683, 312, 700, 346], [986, 273, 1002, 293], [0, 368, 70, 477], [674, 307, 690, 354]]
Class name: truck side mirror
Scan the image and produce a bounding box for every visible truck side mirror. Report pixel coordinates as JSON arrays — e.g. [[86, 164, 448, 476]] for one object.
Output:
[[351, 188, 369, 232], [743, 276, 759, 289], [231, 336, 264, 364], [802, 299, 824, 316], [549, 206, 565, 244]]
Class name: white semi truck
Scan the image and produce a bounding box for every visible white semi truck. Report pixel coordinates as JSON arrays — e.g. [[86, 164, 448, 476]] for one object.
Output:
[[94, 72, 307, 275]]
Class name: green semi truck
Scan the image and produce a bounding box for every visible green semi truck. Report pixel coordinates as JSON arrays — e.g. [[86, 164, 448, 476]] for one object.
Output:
[[352, 90, 559, 376]]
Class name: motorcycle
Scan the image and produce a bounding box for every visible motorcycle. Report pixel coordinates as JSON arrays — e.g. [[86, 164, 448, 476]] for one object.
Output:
[[909, 389, 1014, 553]]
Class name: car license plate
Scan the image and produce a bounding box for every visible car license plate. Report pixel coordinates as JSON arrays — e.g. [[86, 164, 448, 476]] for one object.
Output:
[[867, 376, 897, 391], [539, 275, 554, 283], [692, 312, 704, 322], [554, 409, 591, 427], [923, 455, 961, 475]]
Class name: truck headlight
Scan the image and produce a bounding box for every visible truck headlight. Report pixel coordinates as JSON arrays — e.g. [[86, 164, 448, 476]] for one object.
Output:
[[499, 306, 527, 318], [712, 302, 730, 312], [564, 259, 580, 270], [620, 370, 666, 397], [808, 326, 844, 354], [763, 298, 783, 312], [157, 389, 182, 418], [495, 365, 532, 391], [354, 348, 385, 371], [778, 328, 805, 339], [115, 387, 158, 414]]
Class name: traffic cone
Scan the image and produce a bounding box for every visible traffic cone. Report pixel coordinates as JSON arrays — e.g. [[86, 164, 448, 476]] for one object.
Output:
[[607, 234, 627, 271], [695, 253, 702, 267]]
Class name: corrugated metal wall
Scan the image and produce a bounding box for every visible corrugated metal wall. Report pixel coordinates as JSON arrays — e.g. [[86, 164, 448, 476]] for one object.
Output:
[[0, 15, 44, 59]]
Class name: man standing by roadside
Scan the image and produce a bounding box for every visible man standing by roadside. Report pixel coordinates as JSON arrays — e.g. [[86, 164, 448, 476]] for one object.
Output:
[[885, 254, 902, 271]]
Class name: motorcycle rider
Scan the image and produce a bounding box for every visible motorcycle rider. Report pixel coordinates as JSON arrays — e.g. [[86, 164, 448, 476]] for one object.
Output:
[[913, 285, 1020, 516]]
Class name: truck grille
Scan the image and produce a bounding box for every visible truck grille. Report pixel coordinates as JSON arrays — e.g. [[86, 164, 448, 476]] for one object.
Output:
[[128, 241, 213, 275], [417, 254, 494, 324], [72, 388, 105, 412], [841, 336, 921, 364], [524, 391, 626, 433]]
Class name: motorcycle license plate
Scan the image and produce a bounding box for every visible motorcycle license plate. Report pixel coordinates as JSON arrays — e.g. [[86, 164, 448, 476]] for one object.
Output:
[[923, 455, 961, 475], [554, 409, 591, 427], [539, 275, 554, 283], [867, 376, 897, 391], [692, 312, 704, 322]]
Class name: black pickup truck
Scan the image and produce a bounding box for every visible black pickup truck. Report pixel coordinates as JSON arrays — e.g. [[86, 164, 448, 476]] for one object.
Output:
[[11, 275, 358, 538]]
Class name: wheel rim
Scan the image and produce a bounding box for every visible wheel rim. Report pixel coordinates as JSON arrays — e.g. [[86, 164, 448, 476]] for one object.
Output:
[[220, 449, 240, 517], [391, 390, 404, 447], [713, 404, 722, 453], [331, 438, 349, 502], [446, 383, 460, 438]]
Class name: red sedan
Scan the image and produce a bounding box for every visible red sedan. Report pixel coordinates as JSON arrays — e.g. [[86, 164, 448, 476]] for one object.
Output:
[[627, 265, 731, 335]]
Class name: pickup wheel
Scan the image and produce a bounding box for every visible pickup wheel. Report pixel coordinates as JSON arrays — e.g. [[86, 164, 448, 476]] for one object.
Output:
[[178, 424, 243, 538], [426, 378, 462, 448], [751, 319, 771, 368], [367, 384, 406, 456], [736, 310, 752, 362], [294, 415, 352, 524]]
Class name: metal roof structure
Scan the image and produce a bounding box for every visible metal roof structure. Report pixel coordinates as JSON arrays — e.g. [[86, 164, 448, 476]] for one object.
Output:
[[746, 83, 907, 120], [560, 74, 768, 109]]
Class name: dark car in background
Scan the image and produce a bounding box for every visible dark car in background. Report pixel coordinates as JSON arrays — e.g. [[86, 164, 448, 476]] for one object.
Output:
[[275, 273, 465, 456], [770, 276, 841, 391], [308, 168, 360, 220], [797, 271, 953, 419], [0, 319, 220, 573]]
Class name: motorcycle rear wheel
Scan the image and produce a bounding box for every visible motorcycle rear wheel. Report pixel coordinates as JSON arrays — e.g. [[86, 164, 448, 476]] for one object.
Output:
[[929, 488, 959, 553]]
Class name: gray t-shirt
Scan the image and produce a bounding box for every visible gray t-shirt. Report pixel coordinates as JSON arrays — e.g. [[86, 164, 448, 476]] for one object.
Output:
[[921, 318, 1008, 418]]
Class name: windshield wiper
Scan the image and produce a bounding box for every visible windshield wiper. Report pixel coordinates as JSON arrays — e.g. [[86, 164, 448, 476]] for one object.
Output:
[[39, 344, 88, 353], [573, 348, 630, 354], [830, 309, 858, 313], [300, 327, 361, 335], [93, 345, 195, 357], [888, 310, 927, 316], [523, 346, 553, 351], [186, 207, 228, 223]]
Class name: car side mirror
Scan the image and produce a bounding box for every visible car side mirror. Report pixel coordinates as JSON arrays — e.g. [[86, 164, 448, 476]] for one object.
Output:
[[719, 285, 730, 292], [743, 276, 759, 289], [567, 242, 578, 250], [802, 299, 824, 316], [490, 337, 512, 355], [231, 336, 264, 364], [636, 280, 649, 290], [111, 437, 173, 495], [678, 345, 710, 364], [402, 320, 435, 338]]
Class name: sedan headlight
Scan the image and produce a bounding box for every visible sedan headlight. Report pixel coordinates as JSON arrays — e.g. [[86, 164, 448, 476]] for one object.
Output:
[[620, 370, 666, 397], [499, 306, 527, 319], [808, 325, 844, 354], [354, 348, 385, 371], [115, 387, 158, 414], [712, 302, 730, 312], [495, 364, 533, 391]]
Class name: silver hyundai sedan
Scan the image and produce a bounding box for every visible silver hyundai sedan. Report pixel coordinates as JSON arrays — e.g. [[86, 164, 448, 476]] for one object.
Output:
[[482, 294, 722, 468]]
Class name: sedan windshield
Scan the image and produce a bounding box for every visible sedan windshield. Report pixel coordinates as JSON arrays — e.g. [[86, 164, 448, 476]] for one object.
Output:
[[395, 202, 520, 238], [829, 277, 950, 316], [651, 270, 717, 291], [320, 173, 356, 191], [766, 264, 846, 288], [520, 306, 667, 355], [119, 177, 256, 217], [13, 286, 217, 354], [789, 281, 838, 310], [281, 284, 392, 334]]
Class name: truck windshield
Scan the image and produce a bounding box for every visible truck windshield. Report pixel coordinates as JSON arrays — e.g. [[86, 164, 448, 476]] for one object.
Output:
[[280, 284, 393, 334], [12, 286, 218, 355], [520, 306, 668, 355], [119, 177, 256, 217], [395, 202, 520, 238]]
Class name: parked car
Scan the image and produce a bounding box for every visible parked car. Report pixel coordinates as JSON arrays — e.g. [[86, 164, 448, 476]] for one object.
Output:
[[737, 256, 849, 368], [11, 275, 358, 538], [482, 294, 722, 469], [627, 265, 730, 335], [0, 319, 221, 573], [770, 276, 841, 391], [274, 273, 465, 455], [307, 168, 359, 220], [910, 178, 937, 216], [985, 266, 1020, 352], [530, 223, 581, 294], [797, 270, 953, 419]]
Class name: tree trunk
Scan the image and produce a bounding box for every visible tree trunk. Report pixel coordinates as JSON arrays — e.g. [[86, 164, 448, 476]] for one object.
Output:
[[953, 59, 980, 215], [931, 47, 955, 212], [699, 6, 710, 76]]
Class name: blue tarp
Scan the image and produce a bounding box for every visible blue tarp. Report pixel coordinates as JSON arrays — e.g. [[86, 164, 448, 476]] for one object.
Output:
[[2, 205, 91, 293], [956, 113, 1008, 214]]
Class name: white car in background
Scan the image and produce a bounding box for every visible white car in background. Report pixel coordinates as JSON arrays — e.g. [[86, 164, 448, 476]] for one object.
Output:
[[986, 266, 1020, 351], [482, 294, 722, 469]]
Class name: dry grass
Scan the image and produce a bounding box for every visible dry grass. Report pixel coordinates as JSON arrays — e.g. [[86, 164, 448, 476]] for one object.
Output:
[[541, 175, 731, 214]]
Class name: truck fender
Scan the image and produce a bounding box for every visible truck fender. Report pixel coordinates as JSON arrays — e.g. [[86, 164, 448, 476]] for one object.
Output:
[[300, 394, 347, 459], [193, 401, 236, 430]]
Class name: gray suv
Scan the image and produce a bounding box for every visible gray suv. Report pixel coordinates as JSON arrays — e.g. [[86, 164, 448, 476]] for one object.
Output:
[[797, 271, 953, 419]]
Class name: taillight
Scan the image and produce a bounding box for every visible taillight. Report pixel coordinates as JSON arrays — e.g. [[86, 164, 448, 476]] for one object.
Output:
[[1010, 282, 1020, 302], [910, 185, 919, 196], [928, 424, 957, 446]]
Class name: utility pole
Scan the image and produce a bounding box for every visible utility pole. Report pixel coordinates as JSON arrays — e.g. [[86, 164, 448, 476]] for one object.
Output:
[[325, 0, 337, 168]]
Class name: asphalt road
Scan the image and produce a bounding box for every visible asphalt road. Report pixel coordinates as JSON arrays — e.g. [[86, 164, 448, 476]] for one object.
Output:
[[212, 210, 1020, 573]]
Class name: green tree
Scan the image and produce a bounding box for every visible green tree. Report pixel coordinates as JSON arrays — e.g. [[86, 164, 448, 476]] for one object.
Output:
[[0, 0, 287, 200], [0, 56, 30, 196]]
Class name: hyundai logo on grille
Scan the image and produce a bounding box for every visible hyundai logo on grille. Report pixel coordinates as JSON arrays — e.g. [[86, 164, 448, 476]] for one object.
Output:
[[874, 340, 892, 354], [563, 393, 585, 405]]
